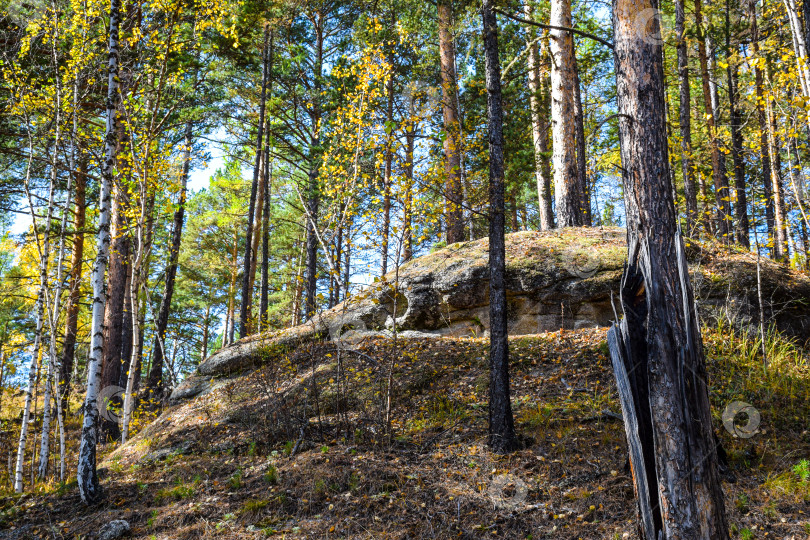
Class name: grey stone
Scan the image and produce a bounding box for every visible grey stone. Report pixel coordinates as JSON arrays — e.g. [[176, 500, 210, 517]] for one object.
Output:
[[97, 520, 130, 540]]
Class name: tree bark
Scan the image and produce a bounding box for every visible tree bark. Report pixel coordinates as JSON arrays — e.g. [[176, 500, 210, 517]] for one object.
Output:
[[525, 1, 554, 231], [202, 304, 210, 360], [381, 30, 395, 276], [748, 3, 776, 251], [260, 111, 272, 329], [99, 181, 129, 442], [609, 0, 729, 535], [246, 154, 266, 328], [304, 20, 323, 320], [725, 4, 749, 248], [676, 0, 699, 234], [549, 0, 583, 227], [764, 58, 789, 261], [573, 55, 591, 226], [240, 24, 270, 337], [60, 158, 86, 413], [695, 0, 731, 241], [403, 98, 416, 262], [144, 119, 192, 406], [438, 0, 464, 244], [482, 0, 517, 455], [78, 0, 121, 504]]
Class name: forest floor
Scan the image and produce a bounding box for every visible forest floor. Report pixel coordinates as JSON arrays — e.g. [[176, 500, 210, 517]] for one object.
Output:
[[2, 326, 810, 539]]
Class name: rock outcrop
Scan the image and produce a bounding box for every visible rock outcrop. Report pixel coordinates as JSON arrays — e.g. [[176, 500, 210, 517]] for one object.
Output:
[[171, 228, 810, 402]]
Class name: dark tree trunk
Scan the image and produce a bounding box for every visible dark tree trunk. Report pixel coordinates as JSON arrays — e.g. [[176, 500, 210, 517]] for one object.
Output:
[[60, 158, 86, 412], [334, 218, 343, 305], [99, 182, 129, 442], [573, 55, 591, 226], [246, 155, 266, 328], [240, 24, 270, 337], [304, 19, 323, 320], [726, 4, 749, 248], [438, 0, 464, 244], [676, 0, 698, 233], [695, 0, 731, 241], [381, 31, 395, 276], [201, 305, 210, 360], [749, 3, 776, 250], [403, 99, 416, 262], [482, 0, 517, 455], [145, 119, 192, 404], [260, 109, 272, 328], [609, 0, 729, 536], [119, 259, 133, 388], [764, 56, 789, 261]]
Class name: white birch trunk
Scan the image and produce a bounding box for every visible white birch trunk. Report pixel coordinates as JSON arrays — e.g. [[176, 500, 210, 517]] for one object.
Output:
[[784, 0, 810, 99], [78, 0, 121, 504], [15, 130, 57, 493], [37, 3, 66, 480]]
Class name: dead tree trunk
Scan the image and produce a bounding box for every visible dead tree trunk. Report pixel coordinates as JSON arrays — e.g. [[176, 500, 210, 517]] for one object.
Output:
[[609, 0, 729, 536]]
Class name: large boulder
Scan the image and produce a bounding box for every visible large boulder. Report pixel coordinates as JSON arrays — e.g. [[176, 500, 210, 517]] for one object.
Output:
[[171, 228, 810, 402]]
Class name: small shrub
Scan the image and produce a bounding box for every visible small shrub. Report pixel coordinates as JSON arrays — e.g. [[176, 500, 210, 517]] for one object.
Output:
[[263, 465, 278, 485], [739, 528, 754, 540], [228, 469, 243, 489], [241, 498, 270, 514], [734, 493, 749, 514], [155, 483, 195, 504], [793, 459, 809, 482], [147, 509, 159, 528]]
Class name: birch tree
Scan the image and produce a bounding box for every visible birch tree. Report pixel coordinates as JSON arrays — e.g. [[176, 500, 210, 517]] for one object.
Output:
[[77, 0, 121, 504]]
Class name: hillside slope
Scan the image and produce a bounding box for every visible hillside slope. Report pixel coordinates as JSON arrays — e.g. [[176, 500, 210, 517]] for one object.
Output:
[[3, 229, 810, 539], [3, 326, 810, 539]]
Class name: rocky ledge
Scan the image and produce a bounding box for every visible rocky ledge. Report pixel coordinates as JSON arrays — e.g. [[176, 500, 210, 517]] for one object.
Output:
[[171, 227, 810, 402]]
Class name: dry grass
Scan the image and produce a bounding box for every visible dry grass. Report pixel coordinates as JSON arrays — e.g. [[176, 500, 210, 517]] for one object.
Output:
[[1, 327, 809, 539]]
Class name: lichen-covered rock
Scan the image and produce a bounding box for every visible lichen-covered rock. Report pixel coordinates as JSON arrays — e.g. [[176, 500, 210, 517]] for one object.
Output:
[[97, 520, 130, 540], [170, 227, 810, 402]]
